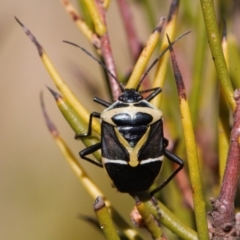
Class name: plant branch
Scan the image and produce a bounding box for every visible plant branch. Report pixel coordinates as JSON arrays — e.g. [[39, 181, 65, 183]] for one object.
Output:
[[209, 89, 240, 239], [126, 17, 165, 89], [15, 17, 101, 135], [145, 199, 198, 240], [135, 198, 164, 240], [152, 0, 179, 106], [167, 35, 209, 240], [94, 197, 121, 240], [61, 0, 100, 46], [199, 0, 235, 111], [116, 0, 142, 62], [94, 0, 120, 101]]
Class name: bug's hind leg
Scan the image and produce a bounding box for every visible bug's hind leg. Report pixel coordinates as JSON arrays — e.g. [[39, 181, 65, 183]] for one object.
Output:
[[150, 150, 184, 196]]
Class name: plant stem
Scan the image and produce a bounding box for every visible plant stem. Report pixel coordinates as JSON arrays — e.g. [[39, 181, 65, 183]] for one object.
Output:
[[209, 89, 240, 238], [199, 0, 235, 110], [167, 36, 209, 240]]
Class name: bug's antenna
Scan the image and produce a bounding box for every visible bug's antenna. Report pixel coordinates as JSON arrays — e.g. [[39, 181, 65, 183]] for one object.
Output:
[[63, 41, 125, 92], [136, 31, 191, 91]]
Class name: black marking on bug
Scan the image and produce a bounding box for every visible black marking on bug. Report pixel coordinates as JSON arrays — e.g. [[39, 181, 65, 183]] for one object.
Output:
[[76, 86, 184, 196], [112, 112, 153, 126]]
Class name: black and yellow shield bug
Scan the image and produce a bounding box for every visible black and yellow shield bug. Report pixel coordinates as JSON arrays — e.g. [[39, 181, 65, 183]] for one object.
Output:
[[64, 37, 185, 197]]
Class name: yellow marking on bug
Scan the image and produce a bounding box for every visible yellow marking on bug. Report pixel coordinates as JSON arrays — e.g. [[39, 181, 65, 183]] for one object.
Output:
[[114, 127, 150, 167], [101, 102, 162, 127]]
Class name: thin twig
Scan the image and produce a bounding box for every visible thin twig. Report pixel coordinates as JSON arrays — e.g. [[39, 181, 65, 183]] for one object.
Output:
[[116, 0, 142, 61], [94, 0, 120, 101], [199, 0, 235, 110]]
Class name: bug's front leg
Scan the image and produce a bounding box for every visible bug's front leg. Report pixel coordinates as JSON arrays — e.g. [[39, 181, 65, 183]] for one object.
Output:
[[150, 150, 184, 196], [75, 112, 100, 139], [75, 111, 103, 167]]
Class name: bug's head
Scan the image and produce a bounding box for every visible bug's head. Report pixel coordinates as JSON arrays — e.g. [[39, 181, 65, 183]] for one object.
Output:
[[118, 89, 143, 103]]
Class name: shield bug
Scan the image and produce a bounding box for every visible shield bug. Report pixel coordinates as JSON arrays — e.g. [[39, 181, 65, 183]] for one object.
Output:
[[64, 37, 185, 197]]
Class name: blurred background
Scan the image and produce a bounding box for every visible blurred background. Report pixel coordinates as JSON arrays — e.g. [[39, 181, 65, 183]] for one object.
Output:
[[1, 0, 240, 239]]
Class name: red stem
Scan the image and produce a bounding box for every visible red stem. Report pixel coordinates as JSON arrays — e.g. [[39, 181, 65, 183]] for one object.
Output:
[[116, 0, 142, 61], [210, 89, 240, 237], [94, 0, 121, 101]]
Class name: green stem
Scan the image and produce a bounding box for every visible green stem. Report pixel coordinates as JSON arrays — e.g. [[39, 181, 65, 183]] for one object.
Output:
[[136, 198, 163, 239], [167, 37, 209, 240], [94, 197, 121, 240], [145, 200, 198, 240], [189, 11, 207, 126], [199, 0, 235, 111]]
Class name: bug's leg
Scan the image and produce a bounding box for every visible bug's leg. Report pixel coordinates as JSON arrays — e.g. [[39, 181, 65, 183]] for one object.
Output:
[[77, 113, 102, 167], [150, 150, 184, 196], [139, 87, 162, 102], [151, 197, 162, 221], [80, 142, 103, 168], [75, 112, 100, 139]]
